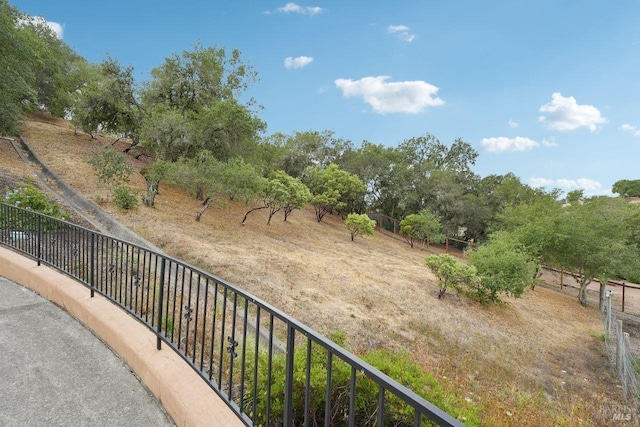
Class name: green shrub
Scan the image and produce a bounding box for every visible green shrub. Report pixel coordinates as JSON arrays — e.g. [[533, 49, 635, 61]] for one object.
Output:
[[399, 211, 444, 248], [425, 254, 477, 298], [362, 349, 479, 425], [4, 181, 67, 220], [467, 231, 537, 303], [345, 213, 376, 241], [113, 186, 139, 210], [88, 146, 132, 202], [243, 331, 479, 426], [244, 332, 352, 425]]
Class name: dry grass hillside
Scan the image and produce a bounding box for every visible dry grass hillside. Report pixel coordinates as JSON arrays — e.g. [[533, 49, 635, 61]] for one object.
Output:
[[1, 112, 635, 426]]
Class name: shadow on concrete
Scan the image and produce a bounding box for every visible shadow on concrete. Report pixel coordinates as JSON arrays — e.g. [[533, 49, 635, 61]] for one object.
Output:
[[0, 275, 174, 426]]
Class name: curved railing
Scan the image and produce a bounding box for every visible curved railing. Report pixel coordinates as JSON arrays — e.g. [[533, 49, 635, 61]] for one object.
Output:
[[0, 202, 463, 427]]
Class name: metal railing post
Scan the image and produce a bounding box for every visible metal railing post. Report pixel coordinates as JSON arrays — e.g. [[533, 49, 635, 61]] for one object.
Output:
[[283, 324, 295, 427], [157, 257, 166, 350], [325, 352, 333, 427], [377, 386, 385, 426], [36, 215, 41, 266], [90, 232, 95, 298]]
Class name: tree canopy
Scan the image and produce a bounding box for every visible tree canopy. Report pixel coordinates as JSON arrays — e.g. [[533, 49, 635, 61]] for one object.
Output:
[[345, 213, 376, 242], [268, 170, 311, 221], [241, 171, 310, 225], [399, 211, 443, 248], [139, 43, 265, 162], [499, 196, 640, 306], [544, 198, 640, 306], [425, 254, 477, 299], [612, 179, 640, 198], [71, 57, 139, 140], [305, 164, 366, 222], [467, 231, 538, 303], [0, 1, 88, 134]]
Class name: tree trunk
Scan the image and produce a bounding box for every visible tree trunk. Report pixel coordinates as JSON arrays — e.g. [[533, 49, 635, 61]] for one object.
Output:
[[143, 179, 158, 207], [266, 207, 281, 225], [242, 205, 268, 225], [315, 206, 330, 223], [195, 197, 211, 221], [599, 281, 606, 311], [531, 268, 543, 291], [123, 140, 140, 153], [111, 136, 125, 146], [578, 278, 592, 307]]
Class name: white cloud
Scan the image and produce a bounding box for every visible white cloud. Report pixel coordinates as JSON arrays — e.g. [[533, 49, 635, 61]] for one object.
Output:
[[529, 177, 603, 194], [508, 119, 519, 128], [538, 92, 607, 132], [556, 179, 577, 188], [576, 178, 602, 192], [387, 24, 416, 42], [620, 123, 640, 136], [529, 177, 554, 188], [334, 76, 443, 114], [20, 15, 64, 39], [266, 3, 324, 16], [480, 136, 540, 153], [541, 136, 557, 147], [284, 56, 314, 69], [555, 178, 602, 192], [388, 24, 409, 33]]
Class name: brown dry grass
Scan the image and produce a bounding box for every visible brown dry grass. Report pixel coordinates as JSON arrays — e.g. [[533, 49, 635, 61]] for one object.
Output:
[[10, 112, 637, 426], [0, 136, 31, 189]]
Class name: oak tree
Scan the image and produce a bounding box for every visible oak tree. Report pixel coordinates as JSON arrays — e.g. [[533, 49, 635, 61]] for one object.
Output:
[[399, 211, 443, 248], [345, 213, 376, 241]]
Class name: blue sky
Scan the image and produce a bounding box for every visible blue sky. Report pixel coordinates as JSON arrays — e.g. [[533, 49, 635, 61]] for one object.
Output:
[[12, 1, 640, 196]]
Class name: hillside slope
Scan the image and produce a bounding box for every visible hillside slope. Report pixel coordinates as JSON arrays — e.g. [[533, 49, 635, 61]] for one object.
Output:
[[1, 112, 632, 426]]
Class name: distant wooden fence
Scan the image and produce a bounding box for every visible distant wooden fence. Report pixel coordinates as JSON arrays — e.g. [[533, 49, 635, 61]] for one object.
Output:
[[368, 212, 400, 235], [367, 212, 476, 254], [541, 265, 640, 314]]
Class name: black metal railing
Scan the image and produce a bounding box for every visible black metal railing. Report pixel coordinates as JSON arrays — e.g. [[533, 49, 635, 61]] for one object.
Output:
[[0, 202, 463, 427]]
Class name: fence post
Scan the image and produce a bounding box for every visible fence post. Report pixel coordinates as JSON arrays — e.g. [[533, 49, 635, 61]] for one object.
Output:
[[283, 324, 295, 427], [623, 332, 632, 396], [90, 232, 95, 298], [36, 215, 41, 266], [617, 320, 624, 379], [622, 285, 626, 313], [156, 257, 166, 350], [605, 292, 611, 339]]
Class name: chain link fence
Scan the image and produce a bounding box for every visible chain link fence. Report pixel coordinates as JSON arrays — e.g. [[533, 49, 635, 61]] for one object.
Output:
[[603, 294, 640, 402]]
